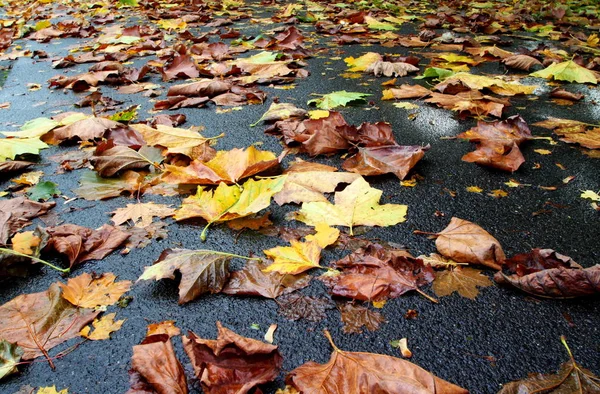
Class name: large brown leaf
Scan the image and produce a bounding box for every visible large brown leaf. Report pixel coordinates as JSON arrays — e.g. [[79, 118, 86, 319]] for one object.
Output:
[[425, 217, 505, 270], [222, 260, 311, 299], [286, 330, 468, 394], [167, 79, 231, 97], [129, 334, 188, 394], [0, 161, 35, 174], [338, 303, 385, 334], [342, 144, 429, 180], [494, 249, 600, 298], [461, 141, 525, 172], [48, 117, 125, 143], [0, 283, 99, 360], [432, 266, 492, 300], [323, 243, 434, 301], [182, 322, 283, 394], [44, 223, 130, 267], [0, 197, 55, 244], [137, 249, 236, 304], [91, 141, 163, 177]]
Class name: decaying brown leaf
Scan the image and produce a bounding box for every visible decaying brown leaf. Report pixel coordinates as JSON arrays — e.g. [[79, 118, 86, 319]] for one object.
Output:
[[111, 202, 175, 228], [432, 266, 492, 299], [59, 272, 131, 308], [182, 321, 282, 394], [338, 303, 385, 334], [342, 145, 429, 180], [0, 197, 55, 245], [277, 293, 335, 322]]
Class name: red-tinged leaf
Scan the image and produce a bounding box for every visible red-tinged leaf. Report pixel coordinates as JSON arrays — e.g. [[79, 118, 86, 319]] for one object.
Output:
[[44, 224, 130, 267], [494, 249, 600, 298], [222, 260, 311, 299], [458, 115, 532, 147], [549, 88, 584, 101], [342, 144, 428, 180], [338, 303, 385, 334], [0, 283, 99, 360], [91, 141, 162, 177], [502, 54, 542, 71], [0, 197, 55, 245], [166, 79, 231, 97], [46, 117, 124, 143], [322, 243, 433, 301], [382, 84, 431, 100], [160, 54, 199, 81], [277, 293, 334, 322], [129, 334, 188, 394], [462, 141, 526, 172], [286, 331, 468, 394], [182, 322, 283, 394]]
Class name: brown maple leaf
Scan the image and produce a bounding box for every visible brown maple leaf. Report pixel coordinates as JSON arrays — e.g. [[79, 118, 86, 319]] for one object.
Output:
[[338, 303, 385, 334], [276, 293, 335, 322], [0, 197, 55, 244], [342, 144, 429, 180]]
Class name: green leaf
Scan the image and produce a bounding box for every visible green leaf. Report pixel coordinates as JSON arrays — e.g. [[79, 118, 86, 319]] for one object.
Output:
[[307, 91, 370, 110], [530, 60, 597, 84], [2, 118, 58, 138], [0, 340, 23, 380], [240, 51, 279, 64], [414, 67, 455, 80], [118, 0, 138, 6], [108, 106, 139, 123], [364, 16, 397, 31], [28, 181, 61, 201], [250, 103, 306, 127], [0, 138, 48, 161]]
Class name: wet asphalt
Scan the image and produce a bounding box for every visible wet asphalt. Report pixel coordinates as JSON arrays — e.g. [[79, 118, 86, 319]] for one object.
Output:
[[0, 2, 599, 393]]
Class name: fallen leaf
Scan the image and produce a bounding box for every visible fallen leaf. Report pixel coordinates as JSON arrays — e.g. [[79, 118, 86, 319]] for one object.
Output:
[[182, 321, 282, 394], [28, 181, 61, 201], [435, 72, 538, 96], [581, 190, 600, 201], [344, 52, 382, 72], [111, 202, 175, 228], [466, 186, 483, 193], [0, 283, 99, 360], [0, 161, 35, 174], [80, 313, 125, 340], [291, 177, 408, 235], [277, 293, 335, 322], [531, 60, 597, 84], [502, 54, 542, 71], [130, 334, 188, 394], [0, 137, 48, 161], [366, 61, 419, 77], [0, 340, 23, 380], [338, 303, 385, 334], [0, 197, 55, 244], [494, 249, 600, 298], [251, 102, 307, 127], [263, 240, 323, 275], [342, 145, 429, 180], [286, 330, 468, 393], [432, 266, 492, 299], [59, 272, 131, 308], [11, 231, 41, 255], [91, 142, 162, 177], [74, 170, 148, 201], [138, 248, 250, 304], [129, 123, 217, 160], [37, 387, 68, 394], [307, 91, 370, 110], [147, 321, 181, 338]]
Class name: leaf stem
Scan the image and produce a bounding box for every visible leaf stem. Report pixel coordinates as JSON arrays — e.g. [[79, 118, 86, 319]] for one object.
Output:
[[416, 288, 439, 303], [323, 329, 341, 353], [0, 248, 70, 273], [413, 230, 437, 236]]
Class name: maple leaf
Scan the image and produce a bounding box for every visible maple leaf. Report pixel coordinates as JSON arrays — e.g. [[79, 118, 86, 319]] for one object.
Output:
[[344, 52, 383, 72], [0, 340, 23, 380], [462, 142, 525, 172], [44, 224, 130, 268], [494, 249, 600, 298], [263, 240, 322, 275], [382, 84, 431, 100], [163, 146, 279, 185], [80, 313, 125, 340], [222, 260, 311, 299], [291, 177, 408, 235], [147, 321, 181, 338], [434, 72, 538, 96], [458, 115, 532, 147], [47, 117, 126, 143], [59, 272, 131, 308], [91, 142, 163, 177], [499, 336, 600, 393], [286, 330, 468, 393], [28, 181, 61, 201], [111, 202, 175, 228], [182, 322, 283, 394], [11, 231, 41, 255], [307, 91, 371, 110], [0, 197, 55, 244], [501, 54, 542, 71], [432, 266, 492, 299], [364, 16, 397, 31], [558, 128, 600, 149], [129, 123, 219, 160], [138, 248, 253, 304], [0, 137, 48, 161], [74, 170, 149, 201], [37, 387, 68, 394], [417, 217, 505, 270], [130, 334, 188, 394], [0, 160, 35, 174], [530, 60, 598, 84], [277, 293, 335, 322], [0, 283, 99, 362], [338, 303, 385, 334], [175, 176, 286, 241], [342, 145, 429, 180], [366, 61, 419, 77], [250, 102, 307, 127]]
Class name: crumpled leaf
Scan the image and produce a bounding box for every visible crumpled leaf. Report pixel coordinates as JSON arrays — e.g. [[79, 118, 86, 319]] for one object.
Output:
[[222, 260, 311, 299], [130, 123, 217, 160], [80, 313, 125, 340], [286, 330, 468, 393], [344, 52, 382, 72], [342, 145, 429, 180], [274, 161, 360, 205], [0, 283, 99, 360], [498, 337, 600, 393], [0, 340, 23, 380], [0, 161, 35, 174], [0, 137, 48, 161], [182, 321, 283, 394], [163, 146, 279, 185], [44, 224, 130, 268], [338, 303, 385, 334], [291, 177, 408, 235], [531, 60, 598, 84], [502, 54, 542, 71], [0, 197, 55, 245], [59, 272, 132, 308], [250, 103, 307, 127], [307, 91, 370, 110], [382, 84, 431, 100], [138, 248, 249, 304], [147, 321, 181, 338], [129, 334, 188, 394], [91, 142, 163, 177], [111, 202, 175, 228], [432, 266, 492, 299], [494, 248, 600, 298], [323, 243, 434, 301], [175, 177, 286, 240], [462, 142, 525, 172], [424, 217, 505, 270], [48, 117, 126, 143], [366, 61, 419, 77], [277, 293, 335, 322]]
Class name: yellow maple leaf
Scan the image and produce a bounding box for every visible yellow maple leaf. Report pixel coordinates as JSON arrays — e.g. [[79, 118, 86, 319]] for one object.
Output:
[[80, 313, 125, 341], [130, 123, 217, 160], [305, 222, 340, 248], [37, 386, 68, 394], [344, 52, 382, 72], [110, 202, 175, 228], [59, 272, 132, 309], [291, 177, 407, 235], [466, 186, 483, 193], [11, 231, 41, 255], [432, 266, 492, 299], [263, 239, 322, 275]]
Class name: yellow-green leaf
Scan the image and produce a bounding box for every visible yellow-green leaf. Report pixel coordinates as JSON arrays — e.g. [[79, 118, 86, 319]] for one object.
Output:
[[531, 60, 597, 84]]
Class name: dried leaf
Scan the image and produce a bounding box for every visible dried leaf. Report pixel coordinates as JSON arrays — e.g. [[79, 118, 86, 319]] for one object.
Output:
[[129, 123, 216, 160], [366, 61, 419, 77], [502, 55, 542, 71], [432, 266, 492, 299], [263, 239, 322, 275], [147, 321, 181, 338], [182, 322, 282, 394], [59, 272, 131, 308], [91, 142, 161, 177], [342, 145, 428, 180], [338, 303, 385, 334], [111, 203, 175, 228], [0, 340, 23, 380], [80, 313, 125, 340], [277, 293, 334, 322], [0, 197, 55, 245], [531, 60, 597, 84], [11, 231, 41, 255]]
